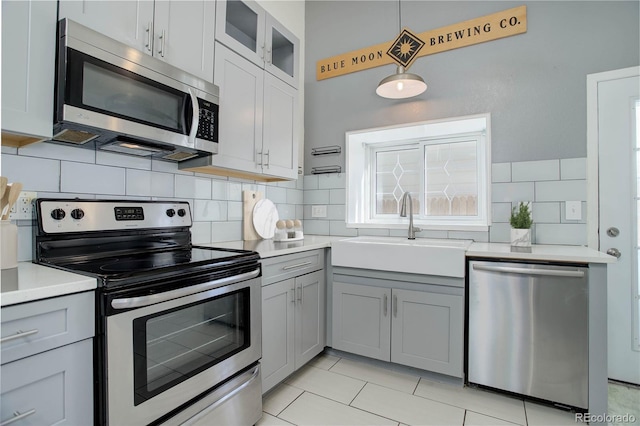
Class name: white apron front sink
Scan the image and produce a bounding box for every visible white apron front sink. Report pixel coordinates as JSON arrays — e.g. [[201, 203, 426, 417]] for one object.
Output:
[[331, 236, 472, 277]]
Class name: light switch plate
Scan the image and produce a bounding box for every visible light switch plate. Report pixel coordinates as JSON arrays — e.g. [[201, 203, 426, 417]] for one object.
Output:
[[565, 201, 582, 220]]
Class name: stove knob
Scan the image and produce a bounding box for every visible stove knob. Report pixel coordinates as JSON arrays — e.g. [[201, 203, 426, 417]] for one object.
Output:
[[70, 208, 85, 220], [177, 209, 186, 217], [50, 208, 66, 220], [166, 209, 176, 217]]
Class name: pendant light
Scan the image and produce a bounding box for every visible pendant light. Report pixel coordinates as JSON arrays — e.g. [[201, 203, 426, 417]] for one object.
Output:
[[376, 0, 427, 99]]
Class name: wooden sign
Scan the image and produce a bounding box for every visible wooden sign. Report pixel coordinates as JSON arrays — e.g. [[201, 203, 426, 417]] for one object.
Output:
[[316, 5, 527, 81]]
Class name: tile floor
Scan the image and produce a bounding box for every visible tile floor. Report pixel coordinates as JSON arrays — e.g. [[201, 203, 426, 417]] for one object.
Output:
[[258, 352, 640, 426]]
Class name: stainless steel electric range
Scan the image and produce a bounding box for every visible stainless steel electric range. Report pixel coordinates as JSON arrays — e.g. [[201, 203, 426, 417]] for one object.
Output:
[[33, 199, 263, 426]]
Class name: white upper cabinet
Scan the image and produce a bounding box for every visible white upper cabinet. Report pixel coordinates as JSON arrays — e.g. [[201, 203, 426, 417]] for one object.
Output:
[[216, 0, 299, 88], [1, 0, 57, 141], [58, 0, 215, 83], [204, 42, 298, 180]]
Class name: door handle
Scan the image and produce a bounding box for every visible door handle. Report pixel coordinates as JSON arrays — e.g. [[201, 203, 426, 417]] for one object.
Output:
[[158, 29, 166, 57], [0, 328, 39, 344], [0, 409, 36, 426], [290, 282, 296, 303], [383, 294, 388, 317], [393, 295, 398, 317], [607, 248, 621, 258], [472, 264, 585, 278], [145, 21, 153, 52]]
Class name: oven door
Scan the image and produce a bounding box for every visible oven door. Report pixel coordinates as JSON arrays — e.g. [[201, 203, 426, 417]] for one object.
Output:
[[105, 271, 261, 426]]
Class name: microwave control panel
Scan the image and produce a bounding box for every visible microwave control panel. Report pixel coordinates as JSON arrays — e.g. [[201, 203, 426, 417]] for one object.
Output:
[[196, 98, 219, 143]]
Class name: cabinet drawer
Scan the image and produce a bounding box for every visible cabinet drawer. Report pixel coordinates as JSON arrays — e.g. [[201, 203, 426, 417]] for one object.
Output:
[[261, 250, 325, 286], [1, 292, 95, 364], [1, 339, 93, 426]]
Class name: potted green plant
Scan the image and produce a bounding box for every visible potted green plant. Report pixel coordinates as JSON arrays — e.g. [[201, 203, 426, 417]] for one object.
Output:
[[510, 202, 533, 247]]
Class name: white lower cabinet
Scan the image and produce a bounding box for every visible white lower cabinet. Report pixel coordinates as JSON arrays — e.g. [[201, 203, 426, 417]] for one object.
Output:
[[262, 269, 325, 393], [332, 281, 464, 378], [0, 292, 95, 426]]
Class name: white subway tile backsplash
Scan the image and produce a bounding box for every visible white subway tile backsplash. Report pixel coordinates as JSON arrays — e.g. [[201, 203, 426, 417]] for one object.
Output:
[[447, 230, 488, 242], [211, 179, 229, 200], [560, 158, 587, 180], [492, 203, 512, 223], [318, 173, 346, 189], [327, 204, 346, 221], [151, 159, 194, 175], [303, 175, 319, 190], [61, 161, 124, 195], [531, 202, 560, 223], [489, 223, 511, 243], [277, 179, 297, 189], [96, 151, 151, 170], [535, 223, 587, 245], [286, 189, 303, 205], [20, 141, 95, 163], [211, 221, 242, 242], [2, 154, 60, 192], [329, 220, 358, 236], [228, 182, 243, 201], [492, 182, 535, 203], [276, 203, 296, 220], [150, 172, 174, 198], [491, 163, 511, 183], [535, 180, 587, 202], [266, 186, 287, 203], [191, 222, 212, 244], [175, 175, 213, 199], [2, 146, 18, 155], [304, 190, 330, 204], [357, 228, 390, 237], [126, 169, 152, 196], [303, 220, 330, 235], [228, 201, 243, 221], [511, 160, 559, 182], [17, 224, 32, 262], [194, 200, 227, 221], [329, 189, 346, 205], [390, 229, 448, 239]]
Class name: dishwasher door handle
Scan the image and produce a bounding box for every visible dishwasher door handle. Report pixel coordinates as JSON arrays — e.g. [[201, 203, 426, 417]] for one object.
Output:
[[472, 264, 585, 278]]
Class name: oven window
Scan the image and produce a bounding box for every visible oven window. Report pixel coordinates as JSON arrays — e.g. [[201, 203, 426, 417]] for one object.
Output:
[[132, 288, 249, 405]]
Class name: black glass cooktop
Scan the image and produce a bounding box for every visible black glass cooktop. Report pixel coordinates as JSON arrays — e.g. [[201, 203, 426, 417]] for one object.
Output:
[[49, 246, 259, 285]]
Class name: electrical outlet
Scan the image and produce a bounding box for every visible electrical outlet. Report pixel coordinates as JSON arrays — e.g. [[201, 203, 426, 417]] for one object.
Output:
[[8, 191, 37, 220], [311, 205, 327, 218]]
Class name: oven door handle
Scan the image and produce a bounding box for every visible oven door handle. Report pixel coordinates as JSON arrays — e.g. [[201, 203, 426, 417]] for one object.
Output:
[[110, 268, 260, 310]]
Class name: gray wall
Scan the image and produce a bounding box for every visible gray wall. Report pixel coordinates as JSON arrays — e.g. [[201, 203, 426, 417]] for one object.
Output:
[[304, 1, 640, 170]]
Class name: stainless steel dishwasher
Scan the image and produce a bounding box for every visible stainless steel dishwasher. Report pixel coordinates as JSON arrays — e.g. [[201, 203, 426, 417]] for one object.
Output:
[[468, 260, 589, 409]]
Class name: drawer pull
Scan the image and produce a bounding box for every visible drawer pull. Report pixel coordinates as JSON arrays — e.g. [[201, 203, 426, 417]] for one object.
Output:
[[1, 409, 36, 426], [0, 329, 39, 344], [282, 261, 312, 271]]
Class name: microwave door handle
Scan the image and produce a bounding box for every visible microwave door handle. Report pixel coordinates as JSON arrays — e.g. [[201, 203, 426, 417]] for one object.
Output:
[[188, 88, 199, 142]]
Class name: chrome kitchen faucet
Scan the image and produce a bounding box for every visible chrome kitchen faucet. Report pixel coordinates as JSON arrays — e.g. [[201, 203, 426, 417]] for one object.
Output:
[[400, 192, 421, 239]]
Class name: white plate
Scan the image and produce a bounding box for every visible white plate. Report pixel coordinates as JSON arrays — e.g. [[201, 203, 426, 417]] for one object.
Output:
[[252, 199, 279, 239]]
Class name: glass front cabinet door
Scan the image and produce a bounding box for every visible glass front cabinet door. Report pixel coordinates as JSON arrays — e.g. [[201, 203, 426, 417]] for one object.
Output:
[[215, 0, 299, 88]]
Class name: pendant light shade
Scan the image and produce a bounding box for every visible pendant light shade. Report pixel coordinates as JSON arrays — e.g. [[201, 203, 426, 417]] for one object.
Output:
[[376, 66, 427, 99]]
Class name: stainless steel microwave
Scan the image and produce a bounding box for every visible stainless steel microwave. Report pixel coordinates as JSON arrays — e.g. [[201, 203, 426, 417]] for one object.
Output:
[[53, 19, 219, 162]]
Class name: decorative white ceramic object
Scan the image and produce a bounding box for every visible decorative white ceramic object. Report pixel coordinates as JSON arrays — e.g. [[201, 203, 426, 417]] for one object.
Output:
[[252, 199, 279, 239], [1, 220, 18, 269], [510, 228, 531, 247]]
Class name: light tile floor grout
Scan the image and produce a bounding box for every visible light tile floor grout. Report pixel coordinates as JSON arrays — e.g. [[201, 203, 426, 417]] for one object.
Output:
[[259, 352, 640, 426]]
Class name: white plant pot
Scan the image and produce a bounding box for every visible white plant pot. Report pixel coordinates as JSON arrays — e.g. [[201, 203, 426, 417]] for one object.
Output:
[[510, 228, 531, 247]]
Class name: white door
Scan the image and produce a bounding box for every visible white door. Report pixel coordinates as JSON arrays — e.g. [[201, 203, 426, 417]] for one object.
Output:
[[592, 67, 640, 385]]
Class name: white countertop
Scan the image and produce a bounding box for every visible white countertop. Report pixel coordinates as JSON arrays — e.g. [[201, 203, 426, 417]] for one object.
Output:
[[200, 235, 338, 258], [467, 242, 616, 264], [1, 262, 97, 307], [1, 238, 613, 306]]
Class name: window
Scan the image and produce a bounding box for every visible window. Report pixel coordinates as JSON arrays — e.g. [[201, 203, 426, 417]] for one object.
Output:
[[346, 114, 491, 231]]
